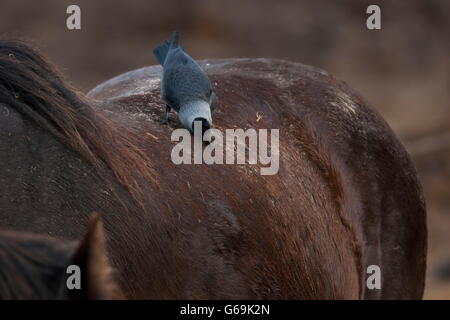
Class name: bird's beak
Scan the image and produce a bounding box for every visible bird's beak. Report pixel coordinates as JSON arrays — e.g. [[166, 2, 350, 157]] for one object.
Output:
[[178, 100, 213, 133]]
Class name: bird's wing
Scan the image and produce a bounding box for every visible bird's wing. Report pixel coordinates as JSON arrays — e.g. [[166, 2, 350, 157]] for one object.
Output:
[[210, 91, 218, 112]]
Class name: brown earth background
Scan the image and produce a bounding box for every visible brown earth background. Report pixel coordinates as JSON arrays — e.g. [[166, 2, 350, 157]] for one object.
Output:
[[0, 0, 448, 299]]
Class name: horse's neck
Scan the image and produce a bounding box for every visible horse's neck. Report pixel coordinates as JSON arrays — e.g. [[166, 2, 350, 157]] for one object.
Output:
[[0, 231, 72, 299]]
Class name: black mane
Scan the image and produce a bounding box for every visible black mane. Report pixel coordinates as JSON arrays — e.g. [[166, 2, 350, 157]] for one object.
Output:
[[0, 229, 74, 299]]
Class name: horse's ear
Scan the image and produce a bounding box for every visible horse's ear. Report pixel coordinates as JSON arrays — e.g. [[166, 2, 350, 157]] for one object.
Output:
[[70, 212, 122, 299]]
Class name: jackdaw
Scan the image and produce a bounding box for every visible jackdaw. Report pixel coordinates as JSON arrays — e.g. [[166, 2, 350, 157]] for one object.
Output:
[[153, 31, 218, 133]]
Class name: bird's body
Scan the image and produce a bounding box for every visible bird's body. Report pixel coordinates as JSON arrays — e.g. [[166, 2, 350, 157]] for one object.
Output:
[[153, 32, 217, 131]]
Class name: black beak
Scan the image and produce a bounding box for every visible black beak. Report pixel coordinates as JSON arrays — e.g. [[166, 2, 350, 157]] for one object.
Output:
[[192, 118, 211, 135]]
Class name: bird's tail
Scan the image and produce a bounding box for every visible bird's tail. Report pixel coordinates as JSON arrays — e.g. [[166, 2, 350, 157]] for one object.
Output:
[[153, 40, 170, 66], [170, 31, 180, 48], [153, 31, 180, 66]]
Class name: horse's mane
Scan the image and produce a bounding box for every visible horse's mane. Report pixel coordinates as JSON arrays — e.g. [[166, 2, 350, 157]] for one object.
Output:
[[0, 40, 155, 205], [0, 229, 74, 299]]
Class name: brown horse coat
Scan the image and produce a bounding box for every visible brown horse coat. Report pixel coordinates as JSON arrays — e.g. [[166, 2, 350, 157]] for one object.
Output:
[[88, 58, 427, 299], [0, 41, 426, 299], [0, 214, 121, 299]]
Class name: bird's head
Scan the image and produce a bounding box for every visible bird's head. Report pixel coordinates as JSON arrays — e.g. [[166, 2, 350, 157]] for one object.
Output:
[[179, 99, 213, 134]]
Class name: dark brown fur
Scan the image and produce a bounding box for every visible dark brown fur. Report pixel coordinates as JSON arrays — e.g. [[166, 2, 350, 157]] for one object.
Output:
[[0, 214, 121, 299], [0, 40, 156, 206], [0, 42, 426, 299]]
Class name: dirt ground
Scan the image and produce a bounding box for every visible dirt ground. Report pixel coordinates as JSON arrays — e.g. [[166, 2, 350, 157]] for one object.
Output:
[[1, 0, 448, 299]]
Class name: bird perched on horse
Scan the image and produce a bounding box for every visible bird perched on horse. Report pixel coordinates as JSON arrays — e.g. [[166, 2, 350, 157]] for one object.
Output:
[[153, 31, 218, 133]]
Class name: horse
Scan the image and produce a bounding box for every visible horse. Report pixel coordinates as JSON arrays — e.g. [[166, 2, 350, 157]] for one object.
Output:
[[0, 213, 121, 299], [0, 40, 426, 299]]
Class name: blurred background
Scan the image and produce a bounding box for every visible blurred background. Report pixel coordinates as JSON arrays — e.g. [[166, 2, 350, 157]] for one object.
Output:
[[0, 0, 448, 299]]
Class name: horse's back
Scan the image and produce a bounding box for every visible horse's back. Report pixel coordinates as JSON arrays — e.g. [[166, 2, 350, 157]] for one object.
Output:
[[88, 59, 426, 299]]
